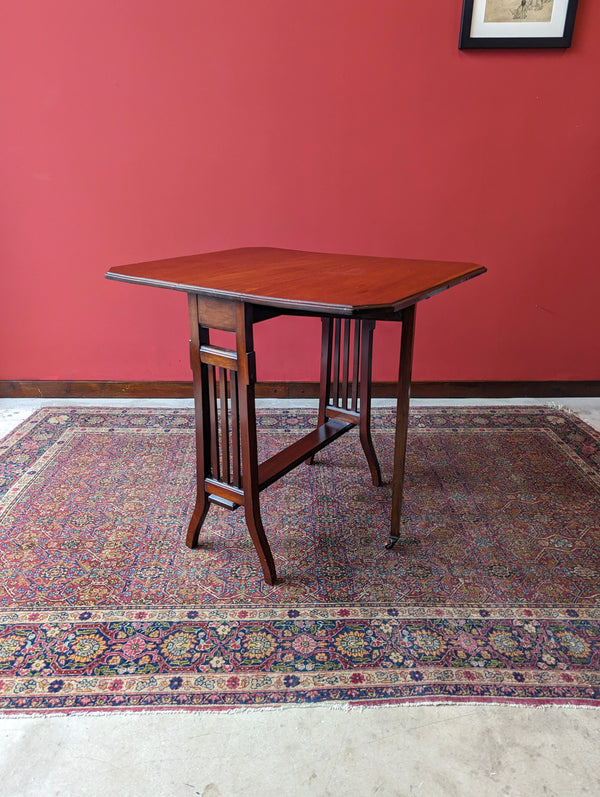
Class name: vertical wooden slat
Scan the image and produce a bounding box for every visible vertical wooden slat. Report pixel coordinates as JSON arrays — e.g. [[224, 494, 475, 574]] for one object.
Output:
[[218, 367, 230, 483], [207, 364, 219, 480], [351, 319, 361, 411], [332, 319, 341, 407], [341, 319, 351, 408]]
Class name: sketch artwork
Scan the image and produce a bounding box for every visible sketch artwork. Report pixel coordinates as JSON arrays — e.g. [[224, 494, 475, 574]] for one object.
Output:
[[484, 0, 554, 22]]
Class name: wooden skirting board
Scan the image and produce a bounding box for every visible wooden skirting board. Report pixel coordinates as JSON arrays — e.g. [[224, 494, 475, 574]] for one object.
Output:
[[1, 381, 599, 399]]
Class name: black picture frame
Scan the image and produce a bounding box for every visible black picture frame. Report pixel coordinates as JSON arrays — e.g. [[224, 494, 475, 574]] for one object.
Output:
[[459, 0, 579, 49]]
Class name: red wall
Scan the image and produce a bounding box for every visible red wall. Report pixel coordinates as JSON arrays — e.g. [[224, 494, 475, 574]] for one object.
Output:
[[2, 0, 599, 383]]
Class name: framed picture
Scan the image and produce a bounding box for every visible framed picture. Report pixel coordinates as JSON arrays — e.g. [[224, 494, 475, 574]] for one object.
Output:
[[459, 0, 579, 49]]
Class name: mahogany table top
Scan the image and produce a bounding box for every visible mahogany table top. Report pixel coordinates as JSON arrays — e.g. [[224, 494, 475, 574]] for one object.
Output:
[[106, 247, 485, 316]]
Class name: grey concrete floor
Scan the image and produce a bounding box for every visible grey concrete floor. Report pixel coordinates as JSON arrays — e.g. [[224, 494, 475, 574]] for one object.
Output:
[[0, 397, 598, 797]]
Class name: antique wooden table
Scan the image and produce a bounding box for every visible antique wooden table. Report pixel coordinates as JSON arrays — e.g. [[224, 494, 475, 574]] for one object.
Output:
[[106, 248, 485, 585]]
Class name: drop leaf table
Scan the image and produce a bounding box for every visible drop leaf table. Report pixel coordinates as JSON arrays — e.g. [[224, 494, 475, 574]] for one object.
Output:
[[107, 247, 485, 585]]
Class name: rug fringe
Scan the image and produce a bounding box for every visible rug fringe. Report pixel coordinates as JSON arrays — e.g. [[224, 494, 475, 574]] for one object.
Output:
[[546, 401, 576, 414], [2, 699, 598, 720]]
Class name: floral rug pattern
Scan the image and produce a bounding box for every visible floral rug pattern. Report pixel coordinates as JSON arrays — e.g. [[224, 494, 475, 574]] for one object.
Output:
[[0, 406, 598, 712]]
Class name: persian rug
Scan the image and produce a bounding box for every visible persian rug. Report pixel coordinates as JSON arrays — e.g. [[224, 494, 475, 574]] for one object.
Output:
[[0, 405, 598, 714]]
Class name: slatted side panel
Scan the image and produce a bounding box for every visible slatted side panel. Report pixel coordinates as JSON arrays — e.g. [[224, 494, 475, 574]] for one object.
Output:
[[328, 319, 362, 412], [200, 346, 241, 490]]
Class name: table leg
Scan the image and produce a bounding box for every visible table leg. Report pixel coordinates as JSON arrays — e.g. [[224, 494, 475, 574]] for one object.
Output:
[[235, 303, 277, 585], [358, 320, 382, 487], [305, 317, 334, 466], [386, 304, 416, 550], [314, 317, 333, 433], [186, 295, 212, 548]]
